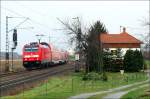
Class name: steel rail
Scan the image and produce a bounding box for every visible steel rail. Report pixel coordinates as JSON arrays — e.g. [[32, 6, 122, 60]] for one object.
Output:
[[0, 64, 74, 90], [0, 70, 29, 78]]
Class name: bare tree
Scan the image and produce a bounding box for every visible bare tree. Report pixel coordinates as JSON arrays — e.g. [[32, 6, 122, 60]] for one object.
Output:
[[57, 17, 87, 59], [57, 18, 108, 75], [140, 15, 150, 60]]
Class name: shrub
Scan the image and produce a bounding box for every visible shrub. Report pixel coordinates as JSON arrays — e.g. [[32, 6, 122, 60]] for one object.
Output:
[[103, 50, 123, 72], [111, 58, 123, 72], [82, 72, 100, 80], [101, 72, 108, 81], [123, 50, 134, 71], [143, 62, 147, 70], [123, 49, 144, 72], [82, 72, 107, 81], [133, 50, 144, 71], [103, 51, 112, 71]]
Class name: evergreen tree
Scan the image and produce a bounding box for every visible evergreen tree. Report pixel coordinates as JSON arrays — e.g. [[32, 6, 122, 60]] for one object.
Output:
[[123, 50, 134, 72], [123, 49, 144, 72], [86, 21, 107, 72], [133, 50, 144, 71], [103, 49, 112, 71]]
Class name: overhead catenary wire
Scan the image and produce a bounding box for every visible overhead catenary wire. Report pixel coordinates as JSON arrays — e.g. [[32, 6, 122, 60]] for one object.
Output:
[[2, 8, 52, 41], [2, 7, 74, 51], [2, 7, 68, 38], [13, 18, 30, 29], [15, 5, 65, 32], [15, 2, 61, 30], [2, 7, 53, 33]]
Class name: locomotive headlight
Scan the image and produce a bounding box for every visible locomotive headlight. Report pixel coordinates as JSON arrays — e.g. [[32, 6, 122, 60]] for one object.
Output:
[[24, 55, 30, 58], [33, 55, 39, 57]]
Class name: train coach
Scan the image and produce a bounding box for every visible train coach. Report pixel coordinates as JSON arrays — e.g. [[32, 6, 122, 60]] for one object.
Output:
[[22, 42, 68, 70]]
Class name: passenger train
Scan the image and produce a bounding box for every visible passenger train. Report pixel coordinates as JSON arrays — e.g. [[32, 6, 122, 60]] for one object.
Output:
[[22, 42, 68, 70]]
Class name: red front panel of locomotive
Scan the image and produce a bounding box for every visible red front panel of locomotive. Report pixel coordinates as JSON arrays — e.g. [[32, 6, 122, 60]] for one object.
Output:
[[23, 44, 41, 62]]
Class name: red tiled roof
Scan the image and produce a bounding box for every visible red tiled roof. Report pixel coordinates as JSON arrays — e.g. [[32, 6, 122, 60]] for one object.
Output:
[[100, 32, 143, 44]]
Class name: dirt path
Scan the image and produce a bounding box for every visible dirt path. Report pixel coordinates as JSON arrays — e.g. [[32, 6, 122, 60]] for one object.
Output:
[[103, 84, 149, 99], [68, 80, 149, 99], [104, 70, 150, 99]]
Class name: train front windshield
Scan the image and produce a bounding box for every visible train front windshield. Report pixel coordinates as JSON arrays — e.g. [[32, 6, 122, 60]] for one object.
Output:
[[25, 47, 38, 52]]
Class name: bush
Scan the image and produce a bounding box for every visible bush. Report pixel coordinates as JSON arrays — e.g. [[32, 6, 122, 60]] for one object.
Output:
[[103, 51, 112, 71], [101, 72, 108, 81], [82, 72, 100, 80], [82, 72, 108, 81], [123, 49, 144, 72], [123, 50, 134, 71], [143, 62, 147, 70], [103, 51, 123, 72], [134, 50, 144, 70], [111, 58, 123, 72]]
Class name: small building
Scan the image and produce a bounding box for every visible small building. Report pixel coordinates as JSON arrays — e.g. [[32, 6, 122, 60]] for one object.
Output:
[[100, 28, 143, 56]]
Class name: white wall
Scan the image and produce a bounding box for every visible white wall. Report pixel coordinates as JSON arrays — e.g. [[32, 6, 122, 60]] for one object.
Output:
[[109, 48, 141, 56]]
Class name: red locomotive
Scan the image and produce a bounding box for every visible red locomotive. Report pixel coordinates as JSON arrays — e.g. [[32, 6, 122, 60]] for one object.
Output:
[[22, 42, 68, 70]]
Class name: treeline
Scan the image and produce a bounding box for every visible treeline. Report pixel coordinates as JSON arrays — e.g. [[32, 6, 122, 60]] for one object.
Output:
[[0, 52, 22, 59], [59, 18, 145, 79], [143, 51, 150, 60], [103, 49, 144, 72]]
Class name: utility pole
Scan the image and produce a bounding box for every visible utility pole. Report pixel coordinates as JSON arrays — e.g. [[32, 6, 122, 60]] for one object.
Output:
[[11, 48, 14, 71], [0, 15, 1, 73], [5, 16, 10, 71], [5, 16, 29, 72]]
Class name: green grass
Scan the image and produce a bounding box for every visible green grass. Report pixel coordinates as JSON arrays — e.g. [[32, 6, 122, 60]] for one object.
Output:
[[88, 81, 149, 99], [121, 86, 150, 99], [69, 55, 75, 61], [2, 72, 148, 99], [145, 60, 150, 69]]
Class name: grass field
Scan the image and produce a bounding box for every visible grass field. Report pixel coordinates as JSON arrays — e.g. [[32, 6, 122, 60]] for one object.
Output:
[[145, 60, 150, 69], [0, 60, 24, 73], [121, 86, 150, 99], [88, 81, 149, 99], [1, 72, 148, 99]]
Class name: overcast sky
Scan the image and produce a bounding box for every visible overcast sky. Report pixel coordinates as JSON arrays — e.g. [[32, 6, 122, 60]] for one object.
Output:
[[1, 1, 149, 54]]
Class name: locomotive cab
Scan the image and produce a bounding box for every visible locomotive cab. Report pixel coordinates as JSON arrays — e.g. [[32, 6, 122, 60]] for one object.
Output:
[[23, 42, 42, 69]]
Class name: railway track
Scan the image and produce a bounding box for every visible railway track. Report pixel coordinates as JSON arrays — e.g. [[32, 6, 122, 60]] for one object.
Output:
[[0, 69, 45, 83], [0, 62, 75, 96], [0, 70, 29, 78]]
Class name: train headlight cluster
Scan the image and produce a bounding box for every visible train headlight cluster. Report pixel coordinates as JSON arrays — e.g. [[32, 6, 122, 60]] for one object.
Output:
[[24, 55, 39, 58], [24, 55, 31, 58], [33, 55, 39, 57]]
